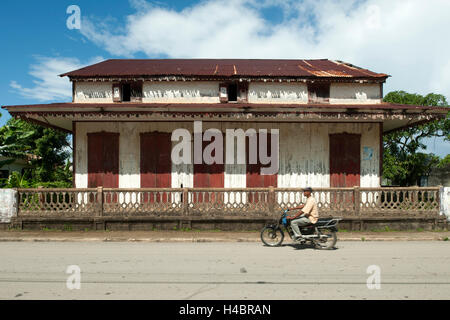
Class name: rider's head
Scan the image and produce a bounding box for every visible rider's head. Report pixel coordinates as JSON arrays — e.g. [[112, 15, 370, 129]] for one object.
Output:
[[303, 187, 313, 197]]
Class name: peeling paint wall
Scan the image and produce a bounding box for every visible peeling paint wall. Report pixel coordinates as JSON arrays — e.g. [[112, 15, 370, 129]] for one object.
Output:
[[72, 81, 383, 104], [330, 83, 381, 104], [0, 189, 17, 223], [74, 82, 113, 103], [75, 122, 380, 189], [248, 83, 308, 104], [142, 81, 220, 103]]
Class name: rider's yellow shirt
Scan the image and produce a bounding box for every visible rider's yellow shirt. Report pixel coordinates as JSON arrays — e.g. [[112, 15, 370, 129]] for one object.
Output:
[[303, 197, 319, 224]]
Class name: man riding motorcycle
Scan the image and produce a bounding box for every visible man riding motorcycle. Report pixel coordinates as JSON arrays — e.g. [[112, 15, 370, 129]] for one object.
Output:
[[286, 187, 319, 241]]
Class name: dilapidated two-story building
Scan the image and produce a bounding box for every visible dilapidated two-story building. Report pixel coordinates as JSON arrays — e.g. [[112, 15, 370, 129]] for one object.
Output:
[[5, 59, 446, 192]]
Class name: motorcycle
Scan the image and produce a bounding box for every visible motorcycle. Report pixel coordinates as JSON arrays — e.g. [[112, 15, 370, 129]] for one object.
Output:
[[260, 210, 341, 249]]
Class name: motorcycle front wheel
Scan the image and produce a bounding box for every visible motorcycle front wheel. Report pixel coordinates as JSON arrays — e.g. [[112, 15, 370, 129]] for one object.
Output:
[[260, 226, 284, 247], [314, 229, 337, 250]]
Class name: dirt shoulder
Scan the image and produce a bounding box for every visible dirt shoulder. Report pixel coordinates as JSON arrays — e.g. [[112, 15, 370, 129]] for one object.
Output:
[[0, 230, 449, 242]]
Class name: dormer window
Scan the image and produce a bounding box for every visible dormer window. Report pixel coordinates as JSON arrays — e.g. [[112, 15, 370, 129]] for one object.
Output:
[[113, 82, 143, 102], [219, 81, 248, 103], [308, 82, 330, 103]]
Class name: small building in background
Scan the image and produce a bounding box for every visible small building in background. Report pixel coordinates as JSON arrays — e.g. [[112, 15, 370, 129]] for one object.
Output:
[[0, 155, 33, 181]]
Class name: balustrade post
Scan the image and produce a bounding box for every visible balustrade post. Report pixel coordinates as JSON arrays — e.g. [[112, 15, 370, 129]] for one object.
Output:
[[97, 186, 103, 216], [37, 186, 45, 211], [268, 186, 275, 215], [183, 188, 189, 215], [354, 186, 361, 215]]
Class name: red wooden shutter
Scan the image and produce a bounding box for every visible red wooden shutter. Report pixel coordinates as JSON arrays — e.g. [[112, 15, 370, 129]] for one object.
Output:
[[140, 132, 172, 203], [246, 132, 277, 188], [194, 137, 224, 188], [329, 133, 361, 187], [193, 134, 224, 203], [87, 132, 119, 188], [246, 132, 277, 204], [140, 132, 172, 188]]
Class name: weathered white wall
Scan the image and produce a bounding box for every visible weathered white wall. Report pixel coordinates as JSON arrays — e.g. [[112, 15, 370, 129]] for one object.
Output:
[[142, 81, 220, 103], [75, 122, 381, 189], [440, 187, 450, 220], [248, 83, 308, 104], [74, 82, 113, 103], [73, 81, 383, 105], [330, 83, 381, 104], [0, 189, 17, 223]]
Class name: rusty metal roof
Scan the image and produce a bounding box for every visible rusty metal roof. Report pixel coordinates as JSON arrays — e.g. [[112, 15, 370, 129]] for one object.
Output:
[[60, 59, 389, 79]]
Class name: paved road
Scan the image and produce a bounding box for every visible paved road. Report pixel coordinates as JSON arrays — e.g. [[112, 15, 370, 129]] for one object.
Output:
[[0, 241, 449, 300]]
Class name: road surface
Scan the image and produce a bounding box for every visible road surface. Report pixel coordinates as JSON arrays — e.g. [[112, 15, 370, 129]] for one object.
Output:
[[0, 241, 449, 299]]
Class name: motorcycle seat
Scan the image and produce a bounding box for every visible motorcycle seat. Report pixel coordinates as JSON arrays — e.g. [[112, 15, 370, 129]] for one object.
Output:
[[312, 218, 334, 227]]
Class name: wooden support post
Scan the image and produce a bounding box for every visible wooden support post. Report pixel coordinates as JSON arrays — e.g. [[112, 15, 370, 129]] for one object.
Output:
[[183, 188, 189, 215], [97, 186, 103, 217], [38, 186, 44, 210], [354, 186, 361, 216], [14, 188, 19, 218], [268, 186, 275, 216]]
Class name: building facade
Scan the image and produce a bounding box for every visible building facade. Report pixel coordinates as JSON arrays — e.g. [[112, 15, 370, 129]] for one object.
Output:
[[3, 59, 447, 191]]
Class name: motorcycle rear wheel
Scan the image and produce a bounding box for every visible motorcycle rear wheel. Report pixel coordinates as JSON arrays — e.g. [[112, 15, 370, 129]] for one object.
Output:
[[260, 226, 284, 247], [314, 229, 337, 250]]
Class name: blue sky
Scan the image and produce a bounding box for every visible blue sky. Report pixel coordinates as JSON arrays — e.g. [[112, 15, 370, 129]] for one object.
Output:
[[0, 0, 449, 157]]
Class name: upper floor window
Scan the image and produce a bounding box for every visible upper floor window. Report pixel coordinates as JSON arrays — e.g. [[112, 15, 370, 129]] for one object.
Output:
[[219, 82, 248, 103], [308, 83, 330, 103], [113, 82, 143, 102]]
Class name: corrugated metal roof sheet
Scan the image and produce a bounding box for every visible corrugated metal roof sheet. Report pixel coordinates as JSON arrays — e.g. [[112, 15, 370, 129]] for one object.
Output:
[[60, 59, 389, 79]]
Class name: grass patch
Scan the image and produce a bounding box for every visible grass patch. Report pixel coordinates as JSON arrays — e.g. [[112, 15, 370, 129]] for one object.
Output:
[[41, 227, 62, 232], [370, 226, 390, 232]]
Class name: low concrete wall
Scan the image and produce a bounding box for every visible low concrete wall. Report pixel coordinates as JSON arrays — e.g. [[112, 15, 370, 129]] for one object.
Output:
[[0, 189, 17, 223], [9, 215, 448, 232]]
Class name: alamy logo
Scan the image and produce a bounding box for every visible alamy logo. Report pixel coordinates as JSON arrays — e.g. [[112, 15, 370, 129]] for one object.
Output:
[[171, 121, 279, 175], [366, 265, 381, 290], [66, 5, 81, 30], [66, 265, 81, 290]]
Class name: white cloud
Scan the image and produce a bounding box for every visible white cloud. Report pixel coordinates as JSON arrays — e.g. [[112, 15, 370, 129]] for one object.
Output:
[[10, 56, 103, 102], [78, 0, 450, 100]]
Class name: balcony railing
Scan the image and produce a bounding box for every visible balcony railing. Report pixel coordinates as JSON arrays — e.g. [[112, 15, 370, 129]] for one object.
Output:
[[15, 187, 441, 218]]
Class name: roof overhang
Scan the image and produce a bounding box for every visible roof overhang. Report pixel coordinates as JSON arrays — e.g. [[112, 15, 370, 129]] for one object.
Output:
[[2, 103, 448, 134]]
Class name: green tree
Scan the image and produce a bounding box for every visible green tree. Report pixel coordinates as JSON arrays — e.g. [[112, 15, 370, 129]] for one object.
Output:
[[0, 118, 72, 187], [383, 91, 450, 186], [437, 154, 450, 169]]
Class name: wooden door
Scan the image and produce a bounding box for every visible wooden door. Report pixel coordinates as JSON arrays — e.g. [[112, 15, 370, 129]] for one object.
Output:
[[88, 132, 119, 188], [329, 133, 361, 187], [246, 133, 277, 203], [88, 132, 119, 203], [140, 132, 172, 202], [193, 135, 224, 203]]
